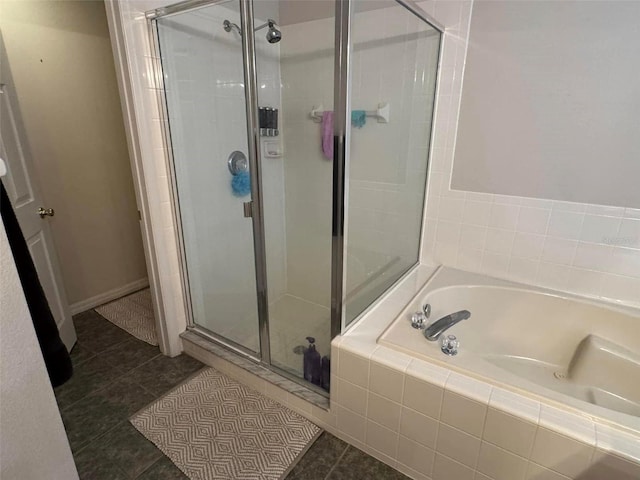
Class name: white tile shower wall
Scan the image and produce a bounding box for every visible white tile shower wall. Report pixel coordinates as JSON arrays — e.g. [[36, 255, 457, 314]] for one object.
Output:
[[252, 13, 289, 302], [421, 0, 640, 307], [159, 8, 252, 333], [348, 5, 440, 287], [279, 3, 440, 308], [279, 16, 334, 308]]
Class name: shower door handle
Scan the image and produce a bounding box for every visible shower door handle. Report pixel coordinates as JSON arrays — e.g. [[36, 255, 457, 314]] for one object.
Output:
[[243, 201, 253, 218]]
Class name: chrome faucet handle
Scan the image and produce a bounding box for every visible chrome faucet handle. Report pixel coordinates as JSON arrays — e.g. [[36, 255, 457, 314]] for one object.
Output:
[[441, 335, 459, 356], [423, 303, 431, 318], [411, 311, 427, 329]]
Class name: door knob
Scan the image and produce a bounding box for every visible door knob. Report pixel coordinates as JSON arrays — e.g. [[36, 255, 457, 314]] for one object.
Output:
[[37, 207, 55, 218]]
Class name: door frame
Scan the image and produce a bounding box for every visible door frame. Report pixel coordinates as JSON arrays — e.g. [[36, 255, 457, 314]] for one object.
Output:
[[105, 0, 175, 356]]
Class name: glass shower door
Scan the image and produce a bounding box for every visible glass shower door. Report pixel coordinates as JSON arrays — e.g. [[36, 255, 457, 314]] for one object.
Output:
[[343, 0, 441, 327], [156, 1, 261, 355], [254, 2, 336, 385]]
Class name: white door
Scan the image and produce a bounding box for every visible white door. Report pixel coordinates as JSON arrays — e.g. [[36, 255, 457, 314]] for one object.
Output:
[[0, 57, 76, 351]]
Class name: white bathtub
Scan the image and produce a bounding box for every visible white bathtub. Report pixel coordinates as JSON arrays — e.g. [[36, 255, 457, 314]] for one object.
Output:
[[379, 267, 640, 431]]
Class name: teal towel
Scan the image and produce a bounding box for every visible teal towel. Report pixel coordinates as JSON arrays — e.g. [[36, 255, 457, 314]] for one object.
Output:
[[351, 110, 366, 128]]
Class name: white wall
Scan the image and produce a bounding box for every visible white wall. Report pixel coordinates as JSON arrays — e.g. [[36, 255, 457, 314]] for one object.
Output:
[[0, 0, 148, 308], [451, 1, 640, 209], [0, 219, 78, 479], [422, 1, 640, 307]]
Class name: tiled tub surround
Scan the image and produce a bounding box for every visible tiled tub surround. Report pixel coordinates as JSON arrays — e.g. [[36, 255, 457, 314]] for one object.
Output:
[[331, 265, 640, 480], [380, 267, 640, 429], [381, 1, 640, 475], [424, 189, 640, 310]]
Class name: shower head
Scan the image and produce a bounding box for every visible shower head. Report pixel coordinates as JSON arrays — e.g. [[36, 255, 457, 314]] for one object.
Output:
[[265, 20, 282, 44], [222, 18, 282, 44]]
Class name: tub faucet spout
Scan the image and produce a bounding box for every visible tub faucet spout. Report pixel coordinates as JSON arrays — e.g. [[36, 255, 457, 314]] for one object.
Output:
[[424, 310, 471, 341]]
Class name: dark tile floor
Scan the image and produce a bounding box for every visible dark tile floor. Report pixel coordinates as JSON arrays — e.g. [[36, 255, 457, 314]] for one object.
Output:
[[287, 433, 408, 480], [56, 310, 407, 479]]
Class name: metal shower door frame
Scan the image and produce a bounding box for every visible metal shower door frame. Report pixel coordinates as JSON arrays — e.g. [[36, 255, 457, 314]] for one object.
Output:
[[147, 0, 268, 366], [146, 0, 444, 392], [331, 0, 444, 335], [240, 0, 354, 361], [331, 0, 352, 338], [145, 0, 335, 389], [238, 0, 271, 365]]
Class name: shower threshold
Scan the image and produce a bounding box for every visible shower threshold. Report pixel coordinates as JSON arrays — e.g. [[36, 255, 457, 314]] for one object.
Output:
[[180, 329, 330, 410]]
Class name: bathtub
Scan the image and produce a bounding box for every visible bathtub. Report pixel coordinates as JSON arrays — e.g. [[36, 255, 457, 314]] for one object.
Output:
[[378, 267, 640, 432]]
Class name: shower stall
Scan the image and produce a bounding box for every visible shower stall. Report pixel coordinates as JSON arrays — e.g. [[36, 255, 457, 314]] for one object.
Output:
[[148, 0, 442, 394]]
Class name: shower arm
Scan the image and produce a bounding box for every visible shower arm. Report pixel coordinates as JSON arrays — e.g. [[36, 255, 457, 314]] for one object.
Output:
[[254, 19, 277, 32], [223, 19, 277, 35]]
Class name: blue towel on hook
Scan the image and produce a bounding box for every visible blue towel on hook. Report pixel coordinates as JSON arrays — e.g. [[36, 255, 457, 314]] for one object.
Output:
[[231, 170, 251, 197], [351, 110, 366, 128]]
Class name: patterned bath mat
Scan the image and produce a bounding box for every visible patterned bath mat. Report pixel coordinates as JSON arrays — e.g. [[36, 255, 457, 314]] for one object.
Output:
[[131, 368, 321, 480], [95, 288, 157, 345]]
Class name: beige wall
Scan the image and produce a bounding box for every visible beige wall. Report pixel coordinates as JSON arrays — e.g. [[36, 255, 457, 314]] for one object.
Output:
[[0, 0, 147, 306], [451, 1, 640, 209]]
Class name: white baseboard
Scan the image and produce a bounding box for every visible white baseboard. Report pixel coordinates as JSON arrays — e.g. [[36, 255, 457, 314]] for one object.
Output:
[[69, 278, 149, 315]]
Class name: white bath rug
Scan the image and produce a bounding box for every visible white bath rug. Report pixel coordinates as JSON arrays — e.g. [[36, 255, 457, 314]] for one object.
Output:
[[130, 368, 321, 480], [95, 288, 158, 346]]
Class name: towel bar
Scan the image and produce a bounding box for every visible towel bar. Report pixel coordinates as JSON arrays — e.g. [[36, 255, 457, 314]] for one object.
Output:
[[309, 103, 390, 124]]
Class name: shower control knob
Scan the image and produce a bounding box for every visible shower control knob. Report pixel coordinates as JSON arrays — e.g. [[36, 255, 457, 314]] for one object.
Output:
[[411, 311, 427, 329]]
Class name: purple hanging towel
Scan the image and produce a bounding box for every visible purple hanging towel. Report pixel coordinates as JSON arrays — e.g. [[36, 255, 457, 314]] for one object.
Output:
[[321, 111, 334, 160]]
